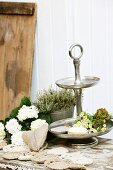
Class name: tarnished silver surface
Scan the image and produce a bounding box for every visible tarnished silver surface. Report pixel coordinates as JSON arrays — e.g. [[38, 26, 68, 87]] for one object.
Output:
[[74, 89, 82, 115], [69, 44, 83, 61], [49, 118, 113, 139], [69, 44, 83, 84], [56, 76, 100, 89]]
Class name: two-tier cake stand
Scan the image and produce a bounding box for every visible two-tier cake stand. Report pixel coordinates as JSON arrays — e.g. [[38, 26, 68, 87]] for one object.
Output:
[[49, 44, 113, 147]]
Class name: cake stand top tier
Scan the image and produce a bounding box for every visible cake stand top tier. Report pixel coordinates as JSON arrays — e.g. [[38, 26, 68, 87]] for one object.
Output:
[[56, 44, 100, 89]]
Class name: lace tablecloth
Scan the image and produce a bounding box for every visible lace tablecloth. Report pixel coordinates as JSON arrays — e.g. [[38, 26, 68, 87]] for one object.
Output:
[[0, 138, 113, 170]]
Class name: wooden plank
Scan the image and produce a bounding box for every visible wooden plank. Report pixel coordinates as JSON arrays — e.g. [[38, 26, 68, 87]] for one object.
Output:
[[0, 2, 35, 15], [0, 3, 36, 119]]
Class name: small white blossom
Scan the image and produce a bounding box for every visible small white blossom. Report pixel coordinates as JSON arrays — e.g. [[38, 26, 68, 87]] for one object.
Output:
[[30, 119, 47, 131], [0, 122, 5, 131], [5, 119, 22, 134], [103, 124, 106, 128], [0, 122, 6, 140], [11, 131, 26, 146], [17, 105, 39, 122]]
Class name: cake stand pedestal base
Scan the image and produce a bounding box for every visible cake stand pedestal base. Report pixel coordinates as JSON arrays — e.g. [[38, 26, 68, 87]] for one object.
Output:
[[66, 137, 98, 148]]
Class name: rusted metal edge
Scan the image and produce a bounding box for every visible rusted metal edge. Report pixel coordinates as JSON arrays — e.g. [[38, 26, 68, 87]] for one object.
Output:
[[0, 2, 35, 15]]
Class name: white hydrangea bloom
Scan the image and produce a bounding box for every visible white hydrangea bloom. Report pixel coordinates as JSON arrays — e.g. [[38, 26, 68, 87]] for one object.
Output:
[[5, 119, 22, 134], [17, 105, 39, 122], [11, 131, 26, 146], [0, 122, 6, 140], [30, 119, 47, 131]]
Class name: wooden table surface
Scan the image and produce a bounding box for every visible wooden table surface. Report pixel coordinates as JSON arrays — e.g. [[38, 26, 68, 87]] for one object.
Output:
[[0, 137, 113, 170]]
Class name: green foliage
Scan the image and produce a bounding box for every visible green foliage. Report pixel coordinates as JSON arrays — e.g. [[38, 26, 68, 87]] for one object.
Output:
[[38, 112, 52, 124], [5, 131, 11, 144], [9, 96, 31, 119], [19, 96, 31, 107], [0, 120, 4, 124], [20, 118, 36, 131], [35, 88, 76, 114], [9, 107, 20, 119]]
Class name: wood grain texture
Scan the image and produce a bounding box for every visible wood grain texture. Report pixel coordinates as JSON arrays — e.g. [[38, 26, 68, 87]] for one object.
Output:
[[0, 2, 36, 119], [0, 2, 35, 15]]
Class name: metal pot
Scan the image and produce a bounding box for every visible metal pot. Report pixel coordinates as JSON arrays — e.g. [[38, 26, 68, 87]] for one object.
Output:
[[50, 106, 74, 122]]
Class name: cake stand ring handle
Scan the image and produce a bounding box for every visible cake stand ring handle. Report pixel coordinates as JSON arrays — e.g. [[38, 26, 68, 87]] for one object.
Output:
[[69, 44, 83, 60]]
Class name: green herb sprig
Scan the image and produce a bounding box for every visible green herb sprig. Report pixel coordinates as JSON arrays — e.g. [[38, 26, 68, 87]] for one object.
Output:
[[35, 88, 76, 114]]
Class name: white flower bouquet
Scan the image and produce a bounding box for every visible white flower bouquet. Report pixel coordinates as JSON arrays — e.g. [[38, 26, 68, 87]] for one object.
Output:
[[0, 88, 76, 144], [1, 97, 48, 144]]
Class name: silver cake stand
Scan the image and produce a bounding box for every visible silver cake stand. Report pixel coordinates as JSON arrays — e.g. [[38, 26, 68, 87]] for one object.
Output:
[[49, 44, 113, 147]]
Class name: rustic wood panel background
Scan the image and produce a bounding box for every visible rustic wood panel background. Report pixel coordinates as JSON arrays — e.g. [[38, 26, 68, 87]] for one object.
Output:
[[0, 2, 36, 119]]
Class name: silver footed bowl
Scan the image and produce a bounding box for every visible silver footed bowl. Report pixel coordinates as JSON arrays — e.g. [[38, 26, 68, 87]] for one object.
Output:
[[49, 118, 113, 139]]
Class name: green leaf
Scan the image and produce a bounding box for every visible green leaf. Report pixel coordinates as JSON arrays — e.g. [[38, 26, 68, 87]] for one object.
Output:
[[4, 117, 11, 125], [0, 120, 5, 124], [9, 96, 31, 119], [19, 96, 31, 107], [20, 118, 36, 131], [38, 113, 52, 124], [9, 106, 20, 118], [5, 131, 11, 144]]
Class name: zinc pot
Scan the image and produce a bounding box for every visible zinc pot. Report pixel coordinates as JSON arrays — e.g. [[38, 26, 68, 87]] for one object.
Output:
[[50, 106, 74, 122]]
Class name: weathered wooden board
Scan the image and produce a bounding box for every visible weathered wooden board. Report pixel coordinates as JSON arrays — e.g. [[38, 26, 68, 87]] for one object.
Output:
[[0, 2, 35, 15], [0, 2, 36, 119]]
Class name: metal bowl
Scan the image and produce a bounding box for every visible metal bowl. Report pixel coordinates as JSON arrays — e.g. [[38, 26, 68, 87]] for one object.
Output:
[[49, 118, 113, 139], [56, 76, 100, 89]]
